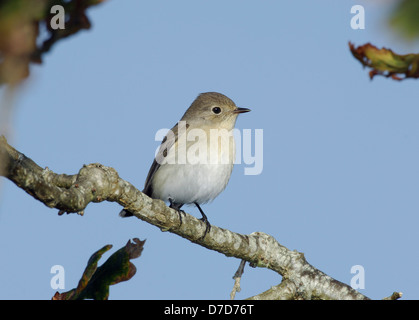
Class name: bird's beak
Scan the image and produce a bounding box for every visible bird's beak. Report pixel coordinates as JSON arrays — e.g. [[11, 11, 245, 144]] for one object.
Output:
[[233, 107, 251, 114]]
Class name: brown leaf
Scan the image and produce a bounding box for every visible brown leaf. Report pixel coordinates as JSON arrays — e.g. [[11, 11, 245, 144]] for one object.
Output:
[[349, 42, 419, 81]]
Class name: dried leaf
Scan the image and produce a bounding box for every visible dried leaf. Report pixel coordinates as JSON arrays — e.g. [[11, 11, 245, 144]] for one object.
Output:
[[349, 42, 419, 81], [52, 238, 146, 300]]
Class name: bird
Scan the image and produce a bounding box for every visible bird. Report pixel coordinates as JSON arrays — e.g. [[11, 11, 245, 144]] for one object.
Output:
[[119, 92, 250, 239]]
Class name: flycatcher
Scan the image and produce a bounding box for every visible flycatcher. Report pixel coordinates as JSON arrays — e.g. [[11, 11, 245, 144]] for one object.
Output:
[[120, 92, 250, 239]]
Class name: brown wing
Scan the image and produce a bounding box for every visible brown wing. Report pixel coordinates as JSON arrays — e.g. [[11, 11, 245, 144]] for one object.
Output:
[[142, 122, 179, 197], [119, 124, 180, 217]]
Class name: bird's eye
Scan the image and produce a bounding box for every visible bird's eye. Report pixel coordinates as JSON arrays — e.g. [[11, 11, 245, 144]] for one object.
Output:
[[212, 107, 221, 114]]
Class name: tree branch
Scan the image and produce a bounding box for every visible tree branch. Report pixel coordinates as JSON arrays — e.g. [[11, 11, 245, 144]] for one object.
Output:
[[0, 135, 386, 299], [247, 280, 298, 300]]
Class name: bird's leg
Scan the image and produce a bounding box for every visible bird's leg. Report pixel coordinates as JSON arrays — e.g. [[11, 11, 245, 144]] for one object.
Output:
[[169, 198, 185, 227], [194, 202, 211, 240]]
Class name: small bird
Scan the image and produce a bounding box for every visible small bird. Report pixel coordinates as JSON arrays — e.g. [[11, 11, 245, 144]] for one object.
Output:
[[120, 92, 250, 239]]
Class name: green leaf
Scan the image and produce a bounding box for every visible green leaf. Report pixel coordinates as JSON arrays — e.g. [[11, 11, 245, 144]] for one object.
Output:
[[52, 238, 146, 300], [349, 42, 419, 81], [390, 0, 419, 41]]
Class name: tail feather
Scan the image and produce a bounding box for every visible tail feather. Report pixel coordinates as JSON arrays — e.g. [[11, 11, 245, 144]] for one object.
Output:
[[119, 209, 134, 217]]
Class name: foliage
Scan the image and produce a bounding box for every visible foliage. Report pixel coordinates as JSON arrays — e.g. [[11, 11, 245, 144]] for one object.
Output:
[[390, 0, 419, 41], [349, 42, 419, 81], [52, 238, 145, 300], [0, 0, 104, 85]]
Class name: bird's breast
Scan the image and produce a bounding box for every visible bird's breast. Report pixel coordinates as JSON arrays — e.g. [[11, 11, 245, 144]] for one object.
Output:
[[150, 129, 236, 205]]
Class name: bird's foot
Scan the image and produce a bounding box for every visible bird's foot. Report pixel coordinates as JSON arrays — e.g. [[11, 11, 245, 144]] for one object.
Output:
[[199, 216, 211, 240], [169, 198, 185, 227], [176, 209, 185, 227], [194, 202, 211, 240]]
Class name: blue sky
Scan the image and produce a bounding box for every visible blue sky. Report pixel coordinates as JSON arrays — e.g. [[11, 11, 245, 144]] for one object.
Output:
[[1, 0, 419, 300]]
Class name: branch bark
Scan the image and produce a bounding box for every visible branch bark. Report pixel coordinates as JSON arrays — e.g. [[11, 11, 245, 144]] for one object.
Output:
[[0, 135, 391, 300]]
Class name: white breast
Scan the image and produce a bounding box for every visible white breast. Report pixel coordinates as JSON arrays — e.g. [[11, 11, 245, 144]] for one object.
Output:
[[151, 128, 236, 205]]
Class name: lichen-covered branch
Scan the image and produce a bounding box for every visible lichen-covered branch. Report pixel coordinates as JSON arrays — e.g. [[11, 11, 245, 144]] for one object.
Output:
[[0, 135, 384, 300], [247, 280, 298, 300]]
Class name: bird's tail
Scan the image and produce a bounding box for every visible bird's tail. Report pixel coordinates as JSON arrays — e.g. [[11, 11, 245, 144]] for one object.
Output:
[[119, 209, 134, 217]]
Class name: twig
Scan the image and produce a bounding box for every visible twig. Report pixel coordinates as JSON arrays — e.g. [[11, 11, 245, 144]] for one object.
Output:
[[383, 292, 403, 300], [230, 260, 246, 300]]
